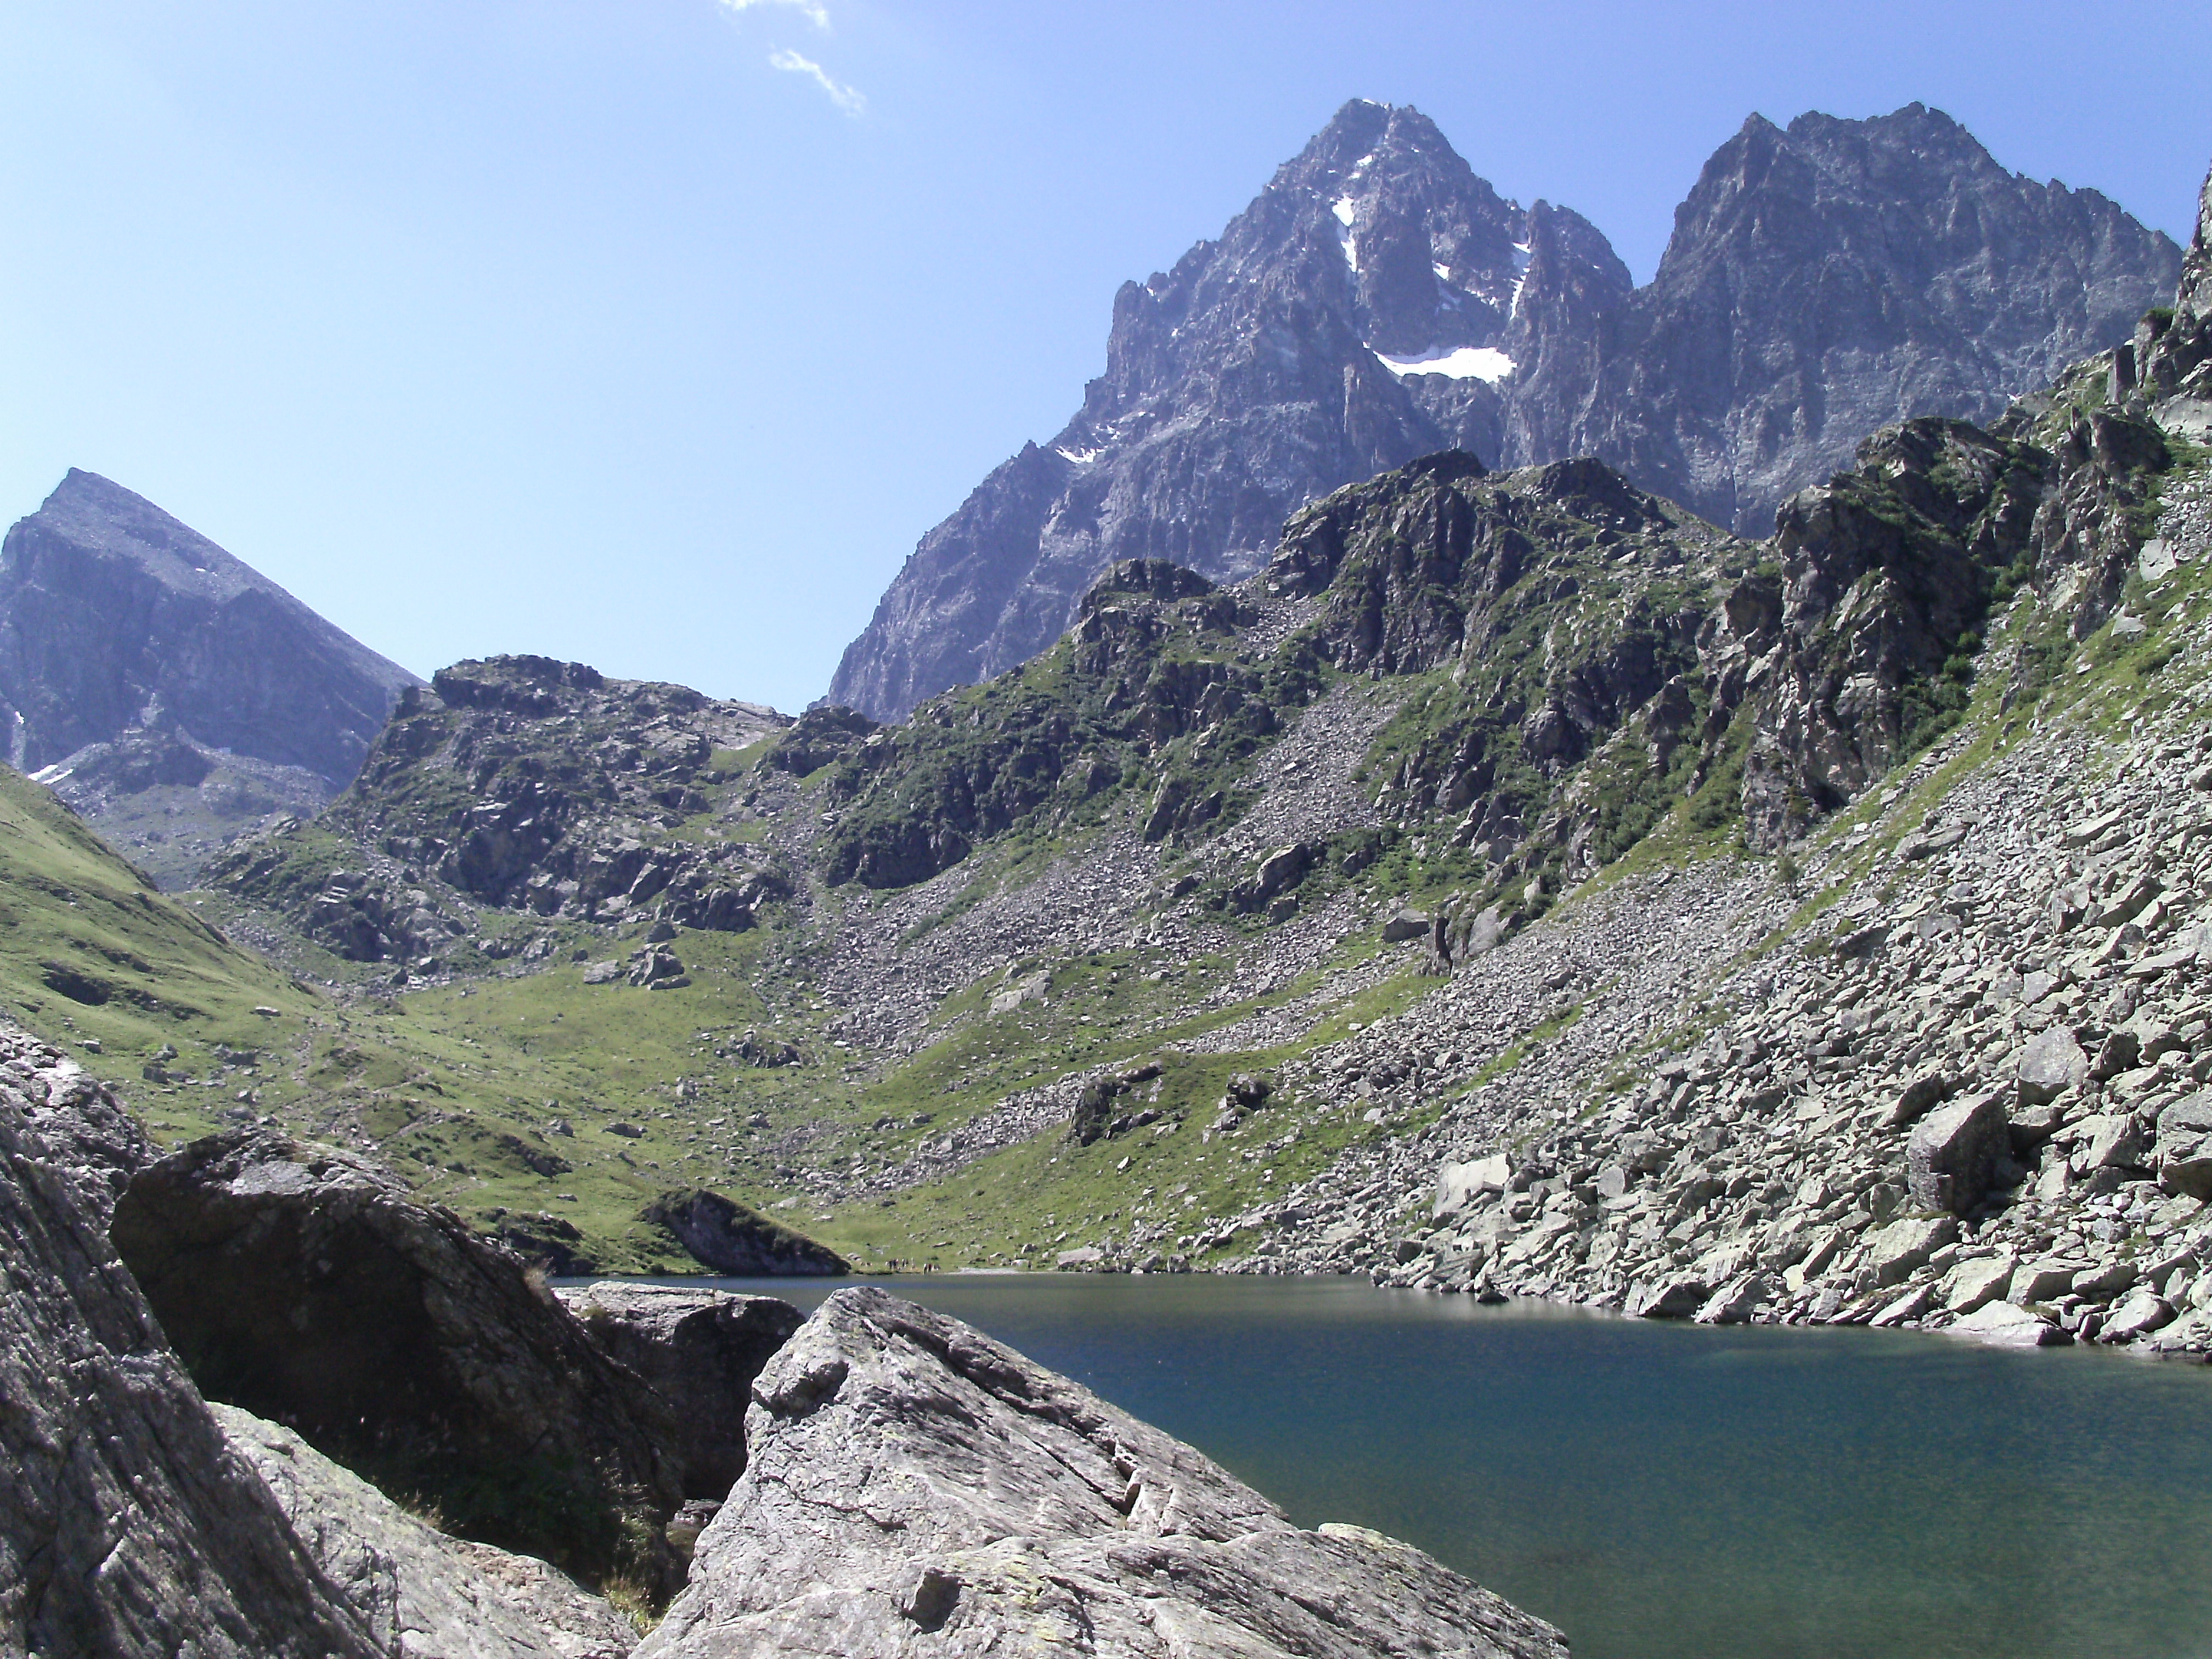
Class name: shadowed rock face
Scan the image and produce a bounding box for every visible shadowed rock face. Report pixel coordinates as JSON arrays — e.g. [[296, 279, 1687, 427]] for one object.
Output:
[[830, 101, 2179, 721], [640, 1188, 850, 1278], [638, 1285, 1567, 1659], [0, 1038, 381, 1659], [216, 1403, 640, 1659], [111, 1128, 689, 1595], [558, 1284, 804, 1501]]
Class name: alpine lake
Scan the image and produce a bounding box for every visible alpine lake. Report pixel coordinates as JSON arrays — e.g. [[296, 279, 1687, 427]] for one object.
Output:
[[614, 1273, 2212, 1659]]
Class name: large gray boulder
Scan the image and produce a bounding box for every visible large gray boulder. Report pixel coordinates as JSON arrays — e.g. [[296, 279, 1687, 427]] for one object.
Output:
[[1908, 1092, 2011, 1214], [639, 1286, 1566, 1659], [2017, 1028, 2090, 1108], [216, 1402, 639, 1659], [557, 1284, 804, 1500], [2156, 1092, 2212, 1199], [0, 1048, 380, 1657], [112, 1128, 687, 1595]]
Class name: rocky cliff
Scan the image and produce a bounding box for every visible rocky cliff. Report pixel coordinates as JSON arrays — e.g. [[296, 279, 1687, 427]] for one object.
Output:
[[216, 1402, 641, 1659], [0, 1029, 385, 1659], [1550, 106, 2180, 535], [111, 1127, 692, 1594], [209, 653, 791, 966], [0, 470, 421, 884], [830, 101, 2180, 720]]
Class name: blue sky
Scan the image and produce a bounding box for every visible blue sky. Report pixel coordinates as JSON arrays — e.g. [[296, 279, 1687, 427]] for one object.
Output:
[[4, 1, 2207, 712]]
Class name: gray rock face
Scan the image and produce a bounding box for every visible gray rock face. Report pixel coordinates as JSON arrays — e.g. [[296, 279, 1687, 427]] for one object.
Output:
[[2130, 160, 2212, 424], [1551, 107, 2178, 535], [831, 101, 2179, 720], [212, 653, 792, 962], [111, 1128, 688, 1594], [0, 1023, 153, 1226], [216, 1403, 639, 1659], [830, 100, 1611, 721], [0, 1041, 381, 1658], [640, 1285, 1565, 1659], [557, 1284, 804, 1500], [0, 470, 421, 882], [1908, 1094, 2011, 1215]]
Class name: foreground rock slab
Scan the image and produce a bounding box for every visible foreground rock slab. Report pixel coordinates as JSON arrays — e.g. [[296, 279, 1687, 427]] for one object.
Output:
[[0, 1039, 380, 1658], [217, 1403, 638, 1659], [640, 1285, 1565, 1659]]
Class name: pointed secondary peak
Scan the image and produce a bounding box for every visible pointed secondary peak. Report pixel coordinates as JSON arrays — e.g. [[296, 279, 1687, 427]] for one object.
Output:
[[27, 469, 250, 589]]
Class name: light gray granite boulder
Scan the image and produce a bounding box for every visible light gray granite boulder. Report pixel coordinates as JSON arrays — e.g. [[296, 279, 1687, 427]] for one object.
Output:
[[639, 1286, 1565, 1659]]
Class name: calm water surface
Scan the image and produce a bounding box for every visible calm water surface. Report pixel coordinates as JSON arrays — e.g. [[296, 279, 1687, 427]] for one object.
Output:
[[643, 1273, 2212, 1659]]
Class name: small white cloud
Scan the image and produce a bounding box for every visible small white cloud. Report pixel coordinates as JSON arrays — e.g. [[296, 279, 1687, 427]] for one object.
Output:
[[768, 47, 865, 116], [715, 0, 830, 29]]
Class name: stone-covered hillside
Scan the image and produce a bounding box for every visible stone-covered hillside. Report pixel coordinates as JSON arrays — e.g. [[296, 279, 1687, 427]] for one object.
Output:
[[0, 471, 421, 885], [830, 101, 2180, 720], [173, 167, 2205, 1288]]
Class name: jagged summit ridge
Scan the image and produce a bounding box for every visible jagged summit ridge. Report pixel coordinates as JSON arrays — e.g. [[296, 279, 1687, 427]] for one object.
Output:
[[827, 100, 1629, 723], [828, 101, 2180, 722], [1558, 102, 2185, 532]]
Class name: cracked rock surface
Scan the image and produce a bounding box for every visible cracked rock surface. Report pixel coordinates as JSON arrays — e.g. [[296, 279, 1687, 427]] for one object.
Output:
[[639, 1285, 1564, 1659]]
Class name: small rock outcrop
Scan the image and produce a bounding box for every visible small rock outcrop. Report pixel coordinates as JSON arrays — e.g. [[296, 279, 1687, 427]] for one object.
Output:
[[639, 1188, 851, 1277], [210, 653, 792, 962], [639, 1286, 1565, 1659], [557, 1284, 804, 1500], [0, 1043, 381, 1658], [111, 1128, 687, 1593], [216, 1403, 639, 1659]]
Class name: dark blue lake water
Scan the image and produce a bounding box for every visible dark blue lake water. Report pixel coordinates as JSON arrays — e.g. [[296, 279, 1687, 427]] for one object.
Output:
[[641, 1273, 2212, 1659]]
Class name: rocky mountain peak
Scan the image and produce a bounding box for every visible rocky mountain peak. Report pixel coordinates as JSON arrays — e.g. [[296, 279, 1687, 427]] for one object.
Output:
[[833, 103, 1618, 723], [1583, 104, 2182, 535], [0, 471, 424, 884], [831, 104, 2177, 724], [31, 469, 264, 605]]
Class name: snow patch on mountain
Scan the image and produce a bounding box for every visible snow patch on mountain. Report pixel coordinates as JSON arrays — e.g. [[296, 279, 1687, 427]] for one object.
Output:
[[1373, 345, 1516, 383]]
